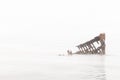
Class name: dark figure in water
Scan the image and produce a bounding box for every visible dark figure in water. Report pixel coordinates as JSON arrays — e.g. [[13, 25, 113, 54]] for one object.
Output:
[[67, 50, 72, 55]]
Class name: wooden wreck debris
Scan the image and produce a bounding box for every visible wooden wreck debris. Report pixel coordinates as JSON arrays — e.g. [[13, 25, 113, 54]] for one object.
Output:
[[67, 33, 105, 55]]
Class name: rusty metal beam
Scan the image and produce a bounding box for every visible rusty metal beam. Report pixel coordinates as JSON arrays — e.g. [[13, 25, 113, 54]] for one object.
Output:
[[74, 33, 105, 55]]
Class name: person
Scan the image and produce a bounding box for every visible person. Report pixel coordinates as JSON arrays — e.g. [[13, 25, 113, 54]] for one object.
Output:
[[67, 50, 72, 55]]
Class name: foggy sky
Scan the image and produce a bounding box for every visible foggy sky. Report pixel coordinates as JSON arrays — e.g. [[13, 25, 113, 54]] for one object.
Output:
[[0, 0, 120, 55]]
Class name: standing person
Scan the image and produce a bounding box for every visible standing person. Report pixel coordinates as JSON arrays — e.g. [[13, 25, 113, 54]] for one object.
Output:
[[67, 50, 72, 55]]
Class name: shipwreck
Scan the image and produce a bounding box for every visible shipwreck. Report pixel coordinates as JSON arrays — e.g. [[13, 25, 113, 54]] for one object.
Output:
[[67, 33, 105, 55]]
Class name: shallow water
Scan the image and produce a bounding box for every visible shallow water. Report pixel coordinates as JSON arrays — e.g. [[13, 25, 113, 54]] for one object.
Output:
[[0, 54, 120, 80]]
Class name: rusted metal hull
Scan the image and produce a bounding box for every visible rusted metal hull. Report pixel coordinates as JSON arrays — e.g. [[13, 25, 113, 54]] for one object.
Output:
[[70, 33, 105, 55]]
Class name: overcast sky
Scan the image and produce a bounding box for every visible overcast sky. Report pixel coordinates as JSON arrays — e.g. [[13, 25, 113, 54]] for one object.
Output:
[[0, 0, 120, 55]]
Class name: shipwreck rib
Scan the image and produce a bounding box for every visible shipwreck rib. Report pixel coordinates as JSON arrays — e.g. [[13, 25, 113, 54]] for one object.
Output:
[[68, 33, 105, 55]]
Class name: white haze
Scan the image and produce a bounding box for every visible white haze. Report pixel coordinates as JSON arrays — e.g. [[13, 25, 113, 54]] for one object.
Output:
[[0, 0, 120, 55], [1, 1, 120, 80]]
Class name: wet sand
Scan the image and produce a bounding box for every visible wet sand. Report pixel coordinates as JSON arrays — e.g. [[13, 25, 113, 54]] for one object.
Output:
[[0, 54, 120, 80]]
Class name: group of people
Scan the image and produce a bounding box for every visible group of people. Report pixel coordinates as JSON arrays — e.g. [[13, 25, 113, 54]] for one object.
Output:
[[58, 50, 72, 56]]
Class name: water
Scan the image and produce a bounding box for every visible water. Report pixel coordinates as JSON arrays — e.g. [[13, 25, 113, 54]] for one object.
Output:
[[0, 54, 120, 80]]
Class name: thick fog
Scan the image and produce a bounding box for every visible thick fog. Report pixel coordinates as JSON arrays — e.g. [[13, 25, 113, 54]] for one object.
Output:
[[0, 0, 120, 55]]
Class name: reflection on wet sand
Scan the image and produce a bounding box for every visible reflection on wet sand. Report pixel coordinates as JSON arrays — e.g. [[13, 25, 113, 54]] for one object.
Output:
[[0, 55, 106, 80]]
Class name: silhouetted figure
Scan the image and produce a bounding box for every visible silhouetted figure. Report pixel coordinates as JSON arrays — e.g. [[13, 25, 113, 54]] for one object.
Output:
[[67, 50, 72, 55]]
